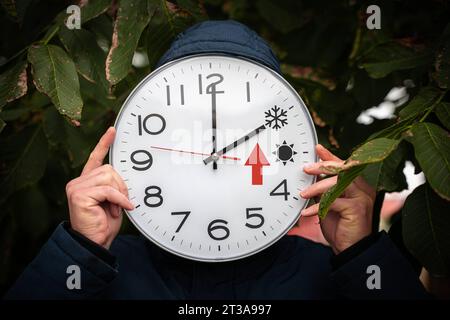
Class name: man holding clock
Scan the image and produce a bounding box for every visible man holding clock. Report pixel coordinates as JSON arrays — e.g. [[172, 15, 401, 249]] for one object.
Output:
[[6, 21, 429, 299]]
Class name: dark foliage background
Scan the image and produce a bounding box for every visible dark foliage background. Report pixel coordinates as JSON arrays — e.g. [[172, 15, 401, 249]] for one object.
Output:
[[0, 0, 449, 295]]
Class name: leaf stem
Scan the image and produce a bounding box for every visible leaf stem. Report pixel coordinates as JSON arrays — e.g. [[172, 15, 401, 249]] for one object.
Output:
[[419, 90, 447, 123], [41, 25, 60, 45], [348, 27, 362, 63]]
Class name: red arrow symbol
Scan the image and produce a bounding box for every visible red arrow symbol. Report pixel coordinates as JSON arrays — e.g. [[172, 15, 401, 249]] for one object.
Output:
[[245, 143, 270, 185]]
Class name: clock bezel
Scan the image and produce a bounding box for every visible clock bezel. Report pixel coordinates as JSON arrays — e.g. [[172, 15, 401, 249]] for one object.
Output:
[[110, 53, 319, 262]]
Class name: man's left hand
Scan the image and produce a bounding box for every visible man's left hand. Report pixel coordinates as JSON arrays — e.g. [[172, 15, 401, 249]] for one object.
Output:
[[300, 144, 376, 254]]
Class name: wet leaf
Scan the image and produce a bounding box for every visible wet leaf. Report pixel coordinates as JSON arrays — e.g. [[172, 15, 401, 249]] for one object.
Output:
[[0, 61, 28, 109], [28, 45, 83, 121]]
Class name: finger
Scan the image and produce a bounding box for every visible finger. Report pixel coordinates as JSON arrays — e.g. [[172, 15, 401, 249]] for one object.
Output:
[[300, 176, 337, 199], [82, 127, 116, 176], [303, 160, 344, 175], [68, 171, 121, 196], [87, 186, 134, 210], [103, 166, 128, 196], [316, 144, 342, 162], [301, 203, 319, 217], [301, 170, 362, 200], [70, 165, 128, 196], [301, 198, 352, 216], [354, 176, 376, 198], [108, 202, 122, 218], [314, 144, 375, 198]]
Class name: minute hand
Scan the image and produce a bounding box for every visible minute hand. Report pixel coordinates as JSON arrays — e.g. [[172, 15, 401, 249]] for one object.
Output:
[[203, 124, 266, 164]]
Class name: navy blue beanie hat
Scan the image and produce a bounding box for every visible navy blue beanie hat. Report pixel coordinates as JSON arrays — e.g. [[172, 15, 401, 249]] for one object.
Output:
[[156, 20, 281, 73]]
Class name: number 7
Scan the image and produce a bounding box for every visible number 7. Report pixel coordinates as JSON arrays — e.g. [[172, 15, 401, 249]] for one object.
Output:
[[171, 211, 191, 233]]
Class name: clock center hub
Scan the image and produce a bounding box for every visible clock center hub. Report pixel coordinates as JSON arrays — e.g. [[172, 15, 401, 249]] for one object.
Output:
[[211, 153, 220, 161]]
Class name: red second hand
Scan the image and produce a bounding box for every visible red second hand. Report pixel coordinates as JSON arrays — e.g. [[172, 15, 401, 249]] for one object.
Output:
[[150, 146, 241, 161]]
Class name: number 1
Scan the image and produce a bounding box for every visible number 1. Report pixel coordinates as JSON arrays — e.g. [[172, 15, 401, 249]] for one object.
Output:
[[246, 81, 250, 102], [166, 85, 185, 106]]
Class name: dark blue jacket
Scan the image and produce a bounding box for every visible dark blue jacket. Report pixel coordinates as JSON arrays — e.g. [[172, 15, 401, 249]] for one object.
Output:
[[6, 21, 429, 300], [6, 223, 428, 299]]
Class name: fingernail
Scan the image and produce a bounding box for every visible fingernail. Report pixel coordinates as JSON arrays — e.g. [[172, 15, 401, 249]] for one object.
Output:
[[303, 163, 313, 170], [301, 209, 309, 216], [300, 189, 309, 198]]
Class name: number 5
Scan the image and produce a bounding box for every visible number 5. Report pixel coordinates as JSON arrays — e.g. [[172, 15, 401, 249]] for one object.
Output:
[[245, 207, 264, 229]]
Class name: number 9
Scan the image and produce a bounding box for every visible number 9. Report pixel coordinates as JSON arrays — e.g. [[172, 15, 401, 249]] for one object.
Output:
[[130, 150, 153, 171]]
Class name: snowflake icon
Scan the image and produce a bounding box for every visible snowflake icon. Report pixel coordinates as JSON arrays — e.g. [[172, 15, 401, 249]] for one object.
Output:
[[265, 105, 288, 130]]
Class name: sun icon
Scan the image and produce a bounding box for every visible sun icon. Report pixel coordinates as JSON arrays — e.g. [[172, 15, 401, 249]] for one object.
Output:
[[273, 141, 297, 165]]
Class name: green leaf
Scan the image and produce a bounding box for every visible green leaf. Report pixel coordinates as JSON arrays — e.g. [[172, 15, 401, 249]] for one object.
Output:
[[144, 1, 207, 68], [434, 46, 450, 89], [360, 42, 432, 79], [403, 183, 450, 276], [78, 0, 111, 24], [362, 142, 407, 192], [58, 28, 109, 93], [40, 0, 111, 46], [0, 61, 28, 109], [435, 102, 450, 131], [321, 138, 400, 174], [318, 138, 400, 218], [434, 24, 450, 89], [318, 166, 366, 219], [145, 1, 189, 68], [399, 86, 442, 119], [0, 125, 48, 204], [349, 138, 400, 163], [56, 0, 112, 27], [28, 44, 83, 122], [106, 0, 157, 85], [0, 91, 50, 121], [410, 122, 450, 200]]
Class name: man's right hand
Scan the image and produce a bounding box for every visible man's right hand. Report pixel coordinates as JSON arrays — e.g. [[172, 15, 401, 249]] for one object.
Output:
[[65, 127, 134, 250]]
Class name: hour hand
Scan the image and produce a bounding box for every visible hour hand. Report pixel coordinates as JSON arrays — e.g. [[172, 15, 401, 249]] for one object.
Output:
[[203, 124, 266, 165]]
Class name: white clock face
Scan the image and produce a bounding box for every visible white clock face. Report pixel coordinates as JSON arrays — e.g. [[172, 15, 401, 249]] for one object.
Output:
[[110, 55, 317, 262]]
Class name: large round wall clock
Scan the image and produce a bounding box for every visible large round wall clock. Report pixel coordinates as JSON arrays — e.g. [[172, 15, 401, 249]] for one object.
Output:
[[110, 54, 317, 262]]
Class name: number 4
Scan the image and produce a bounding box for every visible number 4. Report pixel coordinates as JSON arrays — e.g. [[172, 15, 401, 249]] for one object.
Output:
[[270, 179, 290, 201]]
